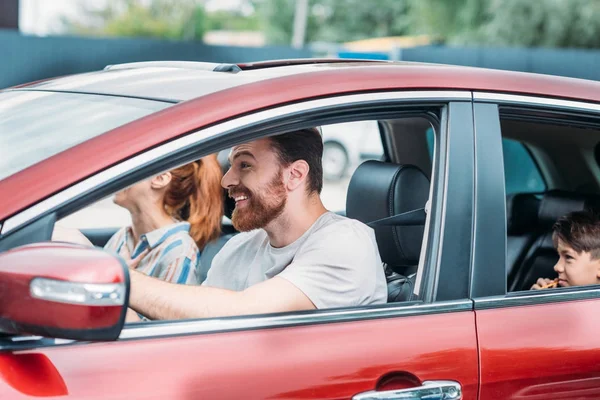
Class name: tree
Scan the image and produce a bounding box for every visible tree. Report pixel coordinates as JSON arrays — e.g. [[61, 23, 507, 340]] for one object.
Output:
[[205, 10, 260, 32], [252, 0, 412, 45], [411, 0, 600, 48], [317, 0, 412, 42], [61, 0, 600, 49], [407, 0, 487, 44], [251, 0, 319, 45], [62, 0, 208, 41], [477, 0, 600, 48]]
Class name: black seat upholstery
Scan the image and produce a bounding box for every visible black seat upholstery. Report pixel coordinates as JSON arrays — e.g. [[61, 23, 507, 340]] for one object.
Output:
[[198, 233, 235, 282], [508, 190, 600, 291], [346, 161, 430, 302], [506, 193, 541, 282]]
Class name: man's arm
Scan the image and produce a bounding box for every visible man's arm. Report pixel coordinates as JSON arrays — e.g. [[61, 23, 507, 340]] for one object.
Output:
[[128, 270, 315, 320]]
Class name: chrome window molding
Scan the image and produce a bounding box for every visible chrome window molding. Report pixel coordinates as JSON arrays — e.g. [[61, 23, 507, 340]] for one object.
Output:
[[0, 336, 75, 352], [119, 300, 471, 341], [1, 90, 471, 235], [475, 287, 600, 310], [473, 92, 600, 113], [0, 300, 471, 351]]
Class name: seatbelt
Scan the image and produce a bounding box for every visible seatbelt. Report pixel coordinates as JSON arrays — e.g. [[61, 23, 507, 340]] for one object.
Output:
[[367, 208, 426, 227]]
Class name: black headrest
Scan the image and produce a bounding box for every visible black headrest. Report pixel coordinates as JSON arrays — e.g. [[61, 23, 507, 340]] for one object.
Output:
[[506, 193, 540, 235], [538, 190, 600, 230], [346, 161, 430, 271]]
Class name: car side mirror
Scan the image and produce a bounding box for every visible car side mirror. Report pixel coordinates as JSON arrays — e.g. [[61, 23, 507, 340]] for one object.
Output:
[[0, 242, 129, 341]]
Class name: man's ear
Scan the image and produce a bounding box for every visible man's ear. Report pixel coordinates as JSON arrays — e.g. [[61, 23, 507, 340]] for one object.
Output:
[[286, 160, 310, 191], [150, 172, 172, 190]]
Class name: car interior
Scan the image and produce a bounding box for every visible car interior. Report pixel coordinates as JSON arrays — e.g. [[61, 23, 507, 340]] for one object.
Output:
[[199, 116, 436, 303], [501, 116, 600, 292], [58, 109, 600, 306], [65, 115, 437, 306]]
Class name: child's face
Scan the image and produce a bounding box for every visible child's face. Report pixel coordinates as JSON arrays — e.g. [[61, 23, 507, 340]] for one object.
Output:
[[554, 240, 600, 287]]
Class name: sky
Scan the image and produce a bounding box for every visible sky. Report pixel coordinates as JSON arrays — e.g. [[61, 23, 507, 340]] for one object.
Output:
[[19, 0, 245, 36]]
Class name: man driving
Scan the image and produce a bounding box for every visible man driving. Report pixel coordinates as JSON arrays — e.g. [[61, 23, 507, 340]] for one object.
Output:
[[127, 127, 387, 321]]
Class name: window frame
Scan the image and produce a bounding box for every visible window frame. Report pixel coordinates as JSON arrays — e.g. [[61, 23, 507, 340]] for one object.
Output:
[[471, 91, 600, 305], [0, 90, 476, 349]]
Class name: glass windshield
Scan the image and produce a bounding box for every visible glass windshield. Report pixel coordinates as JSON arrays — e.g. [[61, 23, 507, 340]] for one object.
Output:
[[0, 90, 171, 181]]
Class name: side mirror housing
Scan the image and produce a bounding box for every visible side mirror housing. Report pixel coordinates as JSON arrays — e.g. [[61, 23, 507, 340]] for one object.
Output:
[[0, 243, 129, 341]]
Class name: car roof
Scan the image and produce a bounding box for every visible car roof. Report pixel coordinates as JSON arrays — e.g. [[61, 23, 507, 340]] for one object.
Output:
[[8, 59, 600, 104], [6, 60, 392, 102]]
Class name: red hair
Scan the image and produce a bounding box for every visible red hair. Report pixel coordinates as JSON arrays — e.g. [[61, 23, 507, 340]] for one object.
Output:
[[163, 154, 223, 250]]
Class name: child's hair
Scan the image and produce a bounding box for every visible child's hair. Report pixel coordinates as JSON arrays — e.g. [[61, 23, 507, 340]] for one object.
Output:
[[552, 210, 600, 260], [163, 155, 224, 250]]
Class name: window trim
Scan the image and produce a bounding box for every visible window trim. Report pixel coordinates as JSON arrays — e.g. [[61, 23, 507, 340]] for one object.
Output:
[[427, 102, 475, 302], [0, 299, 472, 351], [120, 300, 472, 340], [474, 286, 600, 310], [472, 91, 600, 301], [471, 103, 506, 298], [473, 92, 600, 114]]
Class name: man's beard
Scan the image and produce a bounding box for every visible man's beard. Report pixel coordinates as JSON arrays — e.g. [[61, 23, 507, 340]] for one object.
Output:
[[230, 171, 287, 232]]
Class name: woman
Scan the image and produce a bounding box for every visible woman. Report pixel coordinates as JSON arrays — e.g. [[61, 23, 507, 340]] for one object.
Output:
[[54, 155, 224, 285], [105, 155, 224, 284]]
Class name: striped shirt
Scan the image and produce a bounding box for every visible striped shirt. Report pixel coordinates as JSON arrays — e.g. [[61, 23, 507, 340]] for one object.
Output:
[[105, 222, 200, 284]]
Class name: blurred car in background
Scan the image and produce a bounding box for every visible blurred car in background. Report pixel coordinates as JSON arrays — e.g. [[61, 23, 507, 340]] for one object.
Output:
[[321, 120, 384, 180]]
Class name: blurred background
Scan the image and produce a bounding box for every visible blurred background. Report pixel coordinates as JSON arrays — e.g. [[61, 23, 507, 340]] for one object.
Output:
[[3, 0, 600, 227], [4, 0, 600, 90]]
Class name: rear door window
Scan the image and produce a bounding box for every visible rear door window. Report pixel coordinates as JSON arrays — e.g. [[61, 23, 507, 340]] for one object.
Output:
[[502, 138, 546, 194], [426, 128, 545, 195]]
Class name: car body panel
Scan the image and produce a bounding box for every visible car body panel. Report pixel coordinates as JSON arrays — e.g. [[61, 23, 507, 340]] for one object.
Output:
[[0, 311, 478, 399], [477, 298, 600, 399]]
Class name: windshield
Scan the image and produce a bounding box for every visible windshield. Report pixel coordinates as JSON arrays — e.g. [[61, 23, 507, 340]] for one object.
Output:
[[0, 90, 171, 181]]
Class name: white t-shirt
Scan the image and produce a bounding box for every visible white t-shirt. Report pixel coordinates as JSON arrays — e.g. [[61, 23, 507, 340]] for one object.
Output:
[[204, 212, 387, 309]]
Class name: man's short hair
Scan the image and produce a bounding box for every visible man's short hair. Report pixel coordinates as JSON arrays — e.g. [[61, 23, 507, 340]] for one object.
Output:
[[552, 210, 600, 260], [268, 127, 323, 194]]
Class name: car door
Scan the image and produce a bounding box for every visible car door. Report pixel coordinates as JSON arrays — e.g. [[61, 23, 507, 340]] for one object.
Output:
[[471, 95, 600, 399], [0, 91, 479, 399]]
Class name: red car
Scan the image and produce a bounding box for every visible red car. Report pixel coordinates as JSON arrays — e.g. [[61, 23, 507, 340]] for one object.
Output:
[[1, 59, 600, 399]]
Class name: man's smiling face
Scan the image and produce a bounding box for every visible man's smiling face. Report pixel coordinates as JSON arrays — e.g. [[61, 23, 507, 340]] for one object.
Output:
[[222, 138, 287, 232]]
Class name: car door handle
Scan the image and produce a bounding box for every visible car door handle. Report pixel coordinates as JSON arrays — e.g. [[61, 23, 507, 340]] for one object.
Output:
[[352, 380, 462, 400]]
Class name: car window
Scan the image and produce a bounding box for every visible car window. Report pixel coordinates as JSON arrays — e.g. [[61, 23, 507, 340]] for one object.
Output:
[[426, 128, 545, 195], [499, 116, 600, 293], [0, 90, 170, 181], [502, 139, 546, 194], [60, 120, 386, 229], [320, 120, 384, 212], [59, 195, 131, 229]]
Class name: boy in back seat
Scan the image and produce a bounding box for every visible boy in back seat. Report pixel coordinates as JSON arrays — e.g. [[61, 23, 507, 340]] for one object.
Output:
[[532, 210, 600, 290]]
